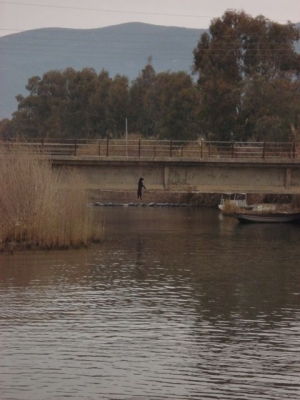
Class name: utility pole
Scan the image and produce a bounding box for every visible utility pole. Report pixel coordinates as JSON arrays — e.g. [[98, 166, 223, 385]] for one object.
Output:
[[125, 118, 128, 157]]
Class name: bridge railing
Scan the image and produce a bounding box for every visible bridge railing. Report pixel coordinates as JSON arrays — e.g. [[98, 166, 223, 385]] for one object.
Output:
[[1, 138, 298, 160]]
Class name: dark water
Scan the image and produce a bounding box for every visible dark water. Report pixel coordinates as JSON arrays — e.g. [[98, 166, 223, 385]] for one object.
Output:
[[0, 207, 300, 400]]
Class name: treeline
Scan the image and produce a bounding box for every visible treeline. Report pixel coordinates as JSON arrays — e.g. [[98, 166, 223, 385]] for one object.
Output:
[[0, 65, 201, 141], [2, 63, 199, 139], [1, 10, 300, 142]]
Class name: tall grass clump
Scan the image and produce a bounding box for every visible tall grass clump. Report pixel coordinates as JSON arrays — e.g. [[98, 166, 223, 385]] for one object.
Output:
[[0, 144, 101, 250], [221, 201, 242, 215]]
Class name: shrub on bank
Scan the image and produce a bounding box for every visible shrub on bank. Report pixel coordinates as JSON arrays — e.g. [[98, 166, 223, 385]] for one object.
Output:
[[220, 201, 241, 215], [0, 144, 101, 250]]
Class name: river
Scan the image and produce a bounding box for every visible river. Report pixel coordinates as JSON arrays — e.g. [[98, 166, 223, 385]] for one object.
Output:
[[0, 207, 300, 400]]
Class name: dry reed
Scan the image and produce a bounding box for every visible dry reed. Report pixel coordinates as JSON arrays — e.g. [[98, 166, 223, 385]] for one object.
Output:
[[0, 144, 101, 250], [221, 201, 243, 215]]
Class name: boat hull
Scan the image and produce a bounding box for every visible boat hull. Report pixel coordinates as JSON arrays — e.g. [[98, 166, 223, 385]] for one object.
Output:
[[235, 212, 300, 223]]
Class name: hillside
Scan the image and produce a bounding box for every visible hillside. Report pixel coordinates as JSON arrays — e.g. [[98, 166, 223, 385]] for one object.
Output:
[[0, 23, 204, 120]]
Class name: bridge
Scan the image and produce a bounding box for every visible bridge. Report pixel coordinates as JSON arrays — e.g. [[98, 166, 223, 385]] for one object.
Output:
[[5, 138, 300, 199]]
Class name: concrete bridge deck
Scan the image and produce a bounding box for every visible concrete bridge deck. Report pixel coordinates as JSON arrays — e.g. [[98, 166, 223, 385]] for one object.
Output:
[[51, 155, 300, 196]]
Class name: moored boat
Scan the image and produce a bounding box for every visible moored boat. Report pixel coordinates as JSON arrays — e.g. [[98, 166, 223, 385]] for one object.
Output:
[[218, 193, 250, 211], [235, 211, 300, 223]]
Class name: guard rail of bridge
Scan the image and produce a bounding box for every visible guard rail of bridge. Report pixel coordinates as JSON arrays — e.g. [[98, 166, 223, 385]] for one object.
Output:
[[1, 138, 299, 160]]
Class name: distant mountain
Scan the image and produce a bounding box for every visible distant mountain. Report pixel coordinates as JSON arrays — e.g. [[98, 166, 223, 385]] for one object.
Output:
[[0, 23, 205, 120]]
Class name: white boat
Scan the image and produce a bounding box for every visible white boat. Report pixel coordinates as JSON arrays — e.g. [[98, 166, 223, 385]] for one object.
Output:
[[235, 211, 300, 223], [218, 193, 249, 211]]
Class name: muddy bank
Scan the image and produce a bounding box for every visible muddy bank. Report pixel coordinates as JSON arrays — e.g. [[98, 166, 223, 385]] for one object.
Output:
[[89, 190, 299, 208], [89, 190, 222, 207]]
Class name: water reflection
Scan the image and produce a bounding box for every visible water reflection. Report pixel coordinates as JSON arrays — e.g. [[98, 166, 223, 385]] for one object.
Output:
[[0, 207, 300, 399]]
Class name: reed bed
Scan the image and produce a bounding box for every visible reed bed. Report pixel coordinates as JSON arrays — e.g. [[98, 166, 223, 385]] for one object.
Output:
[[0, 144, 101, 250]]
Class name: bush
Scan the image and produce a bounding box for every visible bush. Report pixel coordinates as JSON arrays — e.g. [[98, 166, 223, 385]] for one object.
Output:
[[0, 144, 101, 250]]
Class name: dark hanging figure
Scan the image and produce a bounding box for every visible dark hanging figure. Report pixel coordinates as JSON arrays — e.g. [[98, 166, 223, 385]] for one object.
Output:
[[137, 177, 146, 200]]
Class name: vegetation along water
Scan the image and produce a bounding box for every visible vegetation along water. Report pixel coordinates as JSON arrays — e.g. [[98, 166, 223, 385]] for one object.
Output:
[[0, 144, 102, 251]]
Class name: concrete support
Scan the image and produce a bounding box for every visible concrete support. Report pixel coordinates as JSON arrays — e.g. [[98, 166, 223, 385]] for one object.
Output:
[[285, 168, 291, 189], [163, 166, 170, 190]]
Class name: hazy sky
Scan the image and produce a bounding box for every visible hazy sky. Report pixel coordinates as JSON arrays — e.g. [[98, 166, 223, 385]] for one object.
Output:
[[1, 0, 300, 37]]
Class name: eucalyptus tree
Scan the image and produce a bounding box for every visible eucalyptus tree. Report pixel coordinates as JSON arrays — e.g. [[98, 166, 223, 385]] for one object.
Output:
[[89, 69, 112, 137], [154, 71, 201, 140], [129, 61, 157, 137], [62, 68, 98, 138], [193, 10, 300, 141], [106, 74, 130, 137], [12, 68, 100, 138]]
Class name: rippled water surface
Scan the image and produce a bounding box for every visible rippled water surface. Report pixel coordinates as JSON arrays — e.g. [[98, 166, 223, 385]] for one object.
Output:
[[1, 207, 300, 399]]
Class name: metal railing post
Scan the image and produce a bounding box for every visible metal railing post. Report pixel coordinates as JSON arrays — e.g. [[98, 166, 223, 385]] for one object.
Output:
[[13, 138, 300, 161], [293, 142, 296, 159]]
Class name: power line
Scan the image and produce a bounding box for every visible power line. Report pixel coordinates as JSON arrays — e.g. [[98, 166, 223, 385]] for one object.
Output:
[[0, 29, 298, 46], [0, 29, 202, 41], [0, 46, 297, 63], [0, 33, 298, 54], [0, 42, 297, 52], [0, 9, 298, 62], [0, 1, 214, 20], [1, 1, 299, 24], [0, 42, 296, 58]]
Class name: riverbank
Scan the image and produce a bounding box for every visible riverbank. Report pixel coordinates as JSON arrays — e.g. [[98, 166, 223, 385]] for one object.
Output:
[[89, 190, 296, 208], [90, 190, 223, 207]]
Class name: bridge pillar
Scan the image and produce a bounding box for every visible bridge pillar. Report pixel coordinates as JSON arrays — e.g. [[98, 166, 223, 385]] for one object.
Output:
[[163, 166, 170, 190], [285, 168, 291, 189]]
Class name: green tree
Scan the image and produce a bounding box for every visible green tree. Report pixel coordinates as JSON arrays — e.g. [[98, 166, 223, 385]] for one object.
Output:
[[242, 75, 300, 141], [0, 118, 15, 139], [154, 71, 201, 140], [37, 69, 69, 137], [106, 74, 130, 137], [13, 70, 71, 138], [89, 70, 112, 137], [62, 68, 98, 138], [12, 76, 42, 137], [193, 10, 300, 141], [11, 68, 101, 138], [129, 61, 157, 137]]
